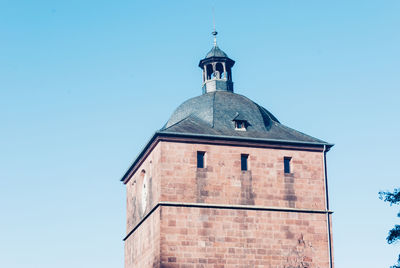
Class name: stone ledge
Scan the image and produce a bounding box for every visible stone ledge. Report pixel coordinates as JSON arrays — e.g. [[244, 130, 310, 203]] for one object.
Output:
[[123, 201, 333, 241]]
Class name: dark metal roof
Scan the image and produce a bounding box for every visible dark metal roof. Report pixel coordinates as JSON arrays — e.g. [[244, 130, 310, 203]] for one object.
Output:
[[233, 113, 247, 121], [120, 92, 333, 182], [160, 91, 331, 145], [205, 45, 229, 58]]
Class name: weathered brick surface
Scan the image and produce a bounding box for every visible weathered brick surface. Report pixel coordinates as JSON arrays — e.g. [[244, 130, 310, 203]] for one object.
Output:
[[159, 142, 326, 210], [124, 140, 333, 268], [160, 206, 330, 268], [126, 144, 162, 232], [125, 207, 161, 268]]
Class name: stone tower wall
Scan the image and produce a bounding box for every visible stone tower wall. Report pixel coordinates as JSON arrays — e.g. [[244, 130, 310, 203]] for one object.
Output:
[[160, 206, 331, 267], [126, 144, 162, 232], [124, 207, 161, 268], [159, 141, 326, 210], [124, 140, 332, 267]]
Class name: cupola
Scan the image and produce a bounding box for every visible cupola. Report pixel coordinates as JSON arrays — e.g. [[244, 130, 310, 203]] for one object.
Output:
[[198, 31, 235, 94]]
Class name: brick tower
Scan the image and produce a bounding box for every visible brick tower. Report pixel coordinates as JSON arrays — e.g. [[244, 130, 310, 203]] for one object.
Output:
[[121, 32, 334, 268]]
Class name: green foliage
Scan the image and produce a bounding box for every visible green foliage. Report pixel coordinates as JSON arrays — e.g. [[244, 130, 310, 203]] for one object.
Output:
[[388, 225, 400, 245], [380, 189, 400, 206], [380, 188, 400, 268]]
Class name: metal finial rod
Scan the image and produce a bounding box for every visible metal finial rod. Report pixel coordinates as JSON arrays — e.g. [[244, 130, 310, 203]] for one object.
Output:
[[212, 7, 217, 46]]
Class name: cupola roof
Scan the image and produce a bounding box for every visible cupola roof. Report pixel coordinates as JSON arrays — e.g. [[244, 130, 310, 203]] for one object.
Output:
[[205, 45, 229, 58], [160, 91, 330, 145]]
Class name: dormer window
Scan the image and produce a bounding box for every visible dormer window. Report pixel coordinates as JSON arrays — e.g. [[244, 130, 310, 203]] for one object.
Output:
[[232, 113, 248, 131], [235, 120, 247, 131]]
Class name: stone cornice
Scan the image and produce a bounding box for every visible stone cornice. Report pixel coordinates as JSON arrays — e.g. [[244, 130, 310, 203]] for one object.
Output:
[[123, 201, 333, 241]]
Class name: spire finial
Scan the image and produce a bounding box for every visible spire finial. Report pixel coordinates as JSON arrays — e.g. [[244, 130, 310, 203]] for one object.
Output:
[[212, 7, 217, 46], [212, 30, 218, 47]]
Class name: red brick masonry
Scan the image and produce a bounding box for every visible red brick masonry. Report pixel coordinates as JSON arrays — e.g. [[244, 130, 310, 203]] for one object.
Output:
[[124, 139, 333, 268]]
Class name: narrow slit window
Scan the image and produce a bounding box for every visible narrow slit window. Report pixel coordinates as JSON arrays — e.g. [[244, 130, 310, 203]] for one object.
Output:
[[284, 157, 291, 174], [197, 151, 205, 168], [241, 154, 248, 171]]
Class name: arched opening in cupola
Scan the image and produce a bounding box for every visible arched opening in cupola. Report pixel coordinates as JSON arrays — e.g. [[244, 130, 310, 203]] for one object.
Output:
[[206, 64, 213, 80], [215, 62, 224, 79]]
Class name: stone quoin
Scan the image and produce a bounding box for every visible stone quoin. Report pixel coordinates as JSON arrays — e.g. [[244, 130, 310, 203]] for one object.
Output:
[[121, 31, 334, 268]]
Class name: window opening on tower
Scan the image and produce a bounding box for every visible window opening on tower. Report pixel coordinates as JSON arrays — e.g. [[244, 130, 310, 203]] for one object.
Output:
[[241, 154, 248, 171], [284, 157, 292, 174], [197, 151, 206, 168]]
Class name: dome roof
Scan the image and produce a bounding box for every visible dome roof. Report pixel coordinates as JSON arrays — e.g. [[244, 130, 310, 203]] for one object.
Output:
[[205, 45, 229, 58], [160, 91, 328, 144]]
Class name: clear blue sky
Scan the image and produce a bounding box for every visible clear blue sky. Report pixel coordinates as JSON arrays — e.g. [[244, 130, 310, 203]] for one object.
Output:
[[1, 1, 399, 267]]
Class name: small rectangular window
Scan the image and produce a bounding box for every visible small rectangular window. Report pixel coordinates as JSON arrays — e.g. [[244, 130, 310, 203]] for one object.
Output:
[[284, 157, 291, 174], [234, 120, 247, 131], [241, 154, 248, 171], [197, 151, 205, 168]]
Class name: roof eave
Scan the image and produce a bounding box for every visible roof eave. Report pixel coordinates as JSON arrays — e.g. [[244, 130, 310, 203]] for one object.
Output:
[[120, 132, 159, 183], [198, 57, 235, 68], [158, 131, 334, 149]]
